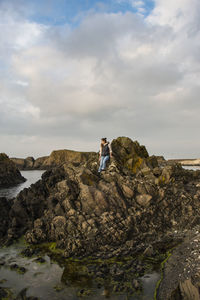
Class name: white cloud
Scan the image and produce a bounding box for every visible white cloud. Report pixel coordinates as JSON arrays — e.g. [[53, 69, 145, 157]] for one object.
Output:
[[13, 80, 29, 86], [1, 0, 200, 158], [147, 0, 200, 31]]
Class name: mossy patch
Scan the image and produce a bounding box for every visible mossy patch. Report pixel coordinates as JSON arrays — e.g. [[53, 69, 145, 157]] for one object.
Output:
[[35, 242, 64, 256], [9, 264, 27, 274], [53, 284, 65, 292], [153, 250, 172, 300], [33, 256, 46, 264], [132, 157, 143, 174], [157, 175, 166, 186], [0, 286, 14, 300], [80, 172, 96, 186], [77, 288, 93, 297]]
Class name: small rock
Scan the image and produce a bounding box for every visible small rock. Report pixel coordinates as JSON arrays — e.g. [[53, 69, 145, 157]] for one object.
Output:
[[136, 194, 152, 207]]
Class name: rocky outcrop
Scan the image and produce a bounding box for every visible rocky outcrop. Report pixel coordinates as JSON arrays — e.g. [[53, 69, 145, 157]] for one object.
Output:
[[2, 137, 200, 261], [11, 150, 97, 170], [0, 153, 26, 188], [157, 232, 200, 300]]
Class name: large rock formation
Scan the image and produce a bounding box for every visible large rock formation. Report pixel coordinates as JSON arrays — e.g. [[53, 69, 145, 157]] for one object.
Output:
[[2, 137, 200, 262], [0, 153, 26, 188]]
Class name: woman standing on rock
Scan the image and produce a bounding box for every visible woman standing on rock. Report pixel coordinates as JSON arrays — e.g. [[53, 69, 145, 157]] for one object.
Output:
[[98, 138, 112, 173]]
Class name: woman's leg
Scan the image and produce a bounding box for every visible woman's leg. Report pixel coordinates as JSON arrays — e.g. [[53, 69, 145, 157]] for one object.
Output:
[[98, 156, 104, 172], [102, 155, 110, 170]]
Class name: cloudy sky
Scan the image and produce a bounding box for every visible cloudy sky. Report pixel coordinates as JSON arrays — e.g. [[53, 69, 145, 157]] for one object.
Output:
[[1, 0, 200, 159]]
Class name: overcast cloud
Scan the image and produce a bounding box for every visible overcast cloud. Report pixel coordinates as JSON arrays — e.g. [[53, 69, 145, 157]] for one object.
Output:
[[0, 0, 200, 158]]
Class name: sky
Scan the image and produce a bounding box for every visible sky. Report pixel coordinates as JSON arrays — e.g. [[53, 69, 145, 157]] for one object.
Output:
[[0, 0, 200, 159]]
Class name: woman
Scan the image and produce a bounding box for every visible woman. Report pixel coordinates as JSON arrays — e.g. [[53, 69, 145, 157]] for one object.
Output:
[[98, 138, 112, 173]]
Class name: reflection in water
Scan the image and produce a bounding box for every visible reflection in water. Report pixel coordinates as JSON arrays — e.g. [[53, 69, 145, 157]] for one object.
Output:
[[61, 262, 93, 287], [0, 170, 45, 198]]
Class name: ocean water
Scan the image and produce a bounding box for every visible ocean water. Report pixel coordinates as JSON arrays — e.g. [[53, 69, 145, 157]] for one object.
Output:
[[0, 170, 45, 198]]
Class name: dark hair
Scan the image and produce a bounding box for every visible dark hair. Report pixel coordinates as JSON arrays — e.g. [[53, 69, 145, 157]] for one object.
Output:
[[101, 137, 107, 143]]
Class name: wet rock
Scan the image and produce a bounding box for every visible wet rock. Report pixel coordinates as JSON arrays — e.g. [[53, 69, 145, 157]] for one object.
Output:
[[15, 288, 39, 300], [34, 257, 46, 264], [20, 247, 41, 258], [9, 263, 27, 274], [77, 288, 93, 297], [0, 286, 13, 299]]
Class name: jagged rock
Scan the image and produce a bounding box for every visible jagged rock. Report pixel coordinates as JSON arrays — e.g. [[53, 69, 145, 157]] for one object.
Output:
[[1, 137, 200, 260], [0, 153, 26, 187]]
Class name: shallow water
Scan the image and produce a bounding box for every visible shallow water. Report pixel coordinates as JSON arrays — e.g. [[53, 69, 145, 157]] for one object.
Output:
[[0, 170, 160, 299], [0, 170, 45, 198], [0, 239, 160, 300]]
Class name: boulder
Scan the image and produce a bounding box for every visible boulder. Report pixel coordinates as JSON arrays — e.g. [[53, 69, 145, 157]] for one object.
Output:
[[111, 137, 149, 174]]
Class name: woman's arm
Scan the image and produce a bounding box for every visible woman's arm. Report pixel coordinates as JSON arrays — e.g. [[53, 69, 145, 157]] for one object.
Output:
[[99, 144, 102, 160]]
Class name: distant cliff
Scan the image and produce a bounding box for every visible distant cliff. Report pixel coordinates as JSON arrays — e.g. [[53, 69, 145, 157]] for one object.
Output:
[[0, 153, 26, 188], [168, 158, 200, 166], [11, 149, 98, 170], [11, 156, 48, 170]]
